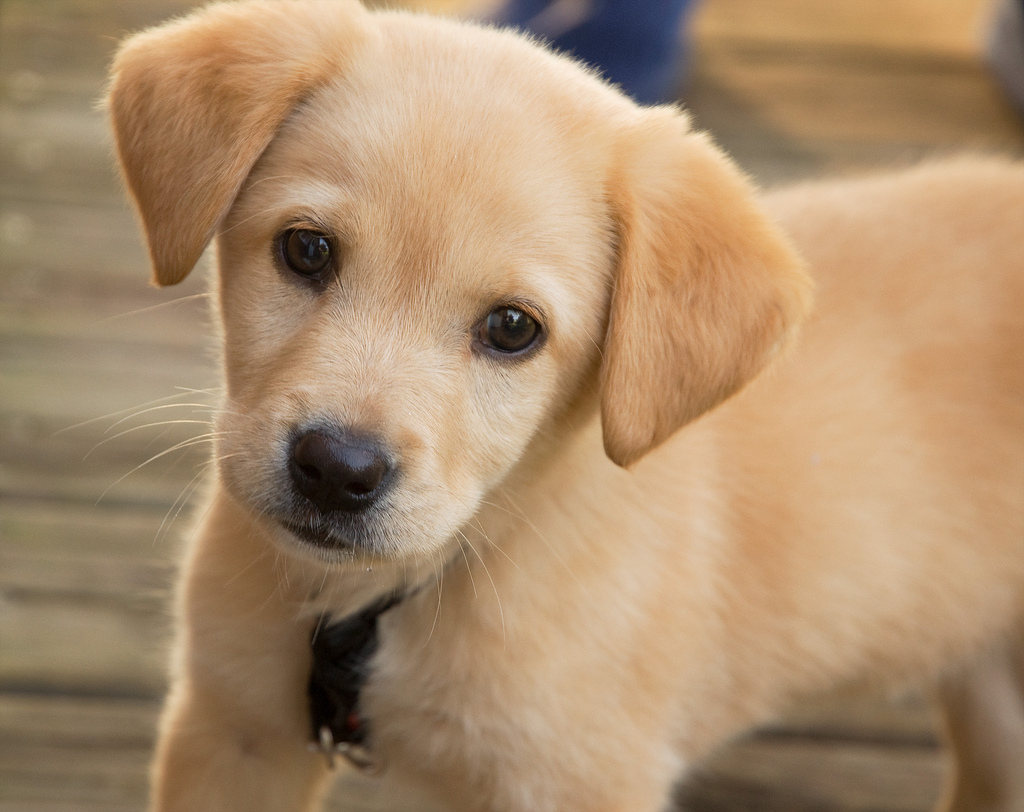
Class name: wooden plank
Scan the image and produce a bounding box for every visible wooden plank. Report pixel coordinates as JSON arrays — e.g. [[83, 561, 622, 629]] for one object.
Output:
[[691, 45, 1024, 148], [0, 578, 172, 696], [0, 333, 214, 411], [0, 407, 216, 508], [0, 499, 183, 562], [0, 0, 199, 81], [1, 199, 162, 281], [685, 11, 1024, 186], [0, 500, 182, 697], [691, 0, 990, 57], [764, 690, 938, 746], [0, 106, 123, 207], [0, 282, 218, 509], [674, 692, 946, 809], [679, 736, 946, 811]]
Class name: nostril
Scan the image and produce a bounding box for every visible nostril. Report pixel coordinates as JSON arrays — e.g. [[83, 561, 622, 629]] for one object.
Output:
[[291, 433, 335, 483], [289, 429, 392, 514], [336, 443, 386, 494]]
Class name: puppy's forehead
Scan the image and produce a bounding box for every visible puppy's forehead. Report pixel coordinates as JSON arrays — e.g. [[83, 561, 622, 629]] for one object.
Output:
[[332, 15, 625, 174], [252, 17, 627, 273]]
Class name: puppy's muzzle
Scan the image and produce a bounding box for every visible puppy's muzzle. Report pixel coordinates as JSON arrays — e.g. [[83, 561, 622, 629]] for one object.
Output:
[[288, 428, 394, 514]]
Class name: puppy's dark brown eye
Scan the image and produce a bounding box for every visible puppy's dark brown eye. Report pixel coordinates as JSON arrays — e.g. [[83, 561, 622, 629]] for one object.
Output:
[[280, 228, 333, 281], [479, 306, 542, 355]]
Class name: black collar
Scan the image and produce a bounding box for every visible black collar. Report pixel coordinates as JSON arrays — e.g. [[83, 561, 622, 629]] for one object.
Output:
[[307, 591, 404, 772]]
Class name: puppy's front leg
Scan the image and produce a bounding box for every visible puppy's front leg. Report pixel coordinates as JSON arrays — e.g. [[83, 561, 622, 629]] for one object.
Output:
[[152, 493, 330, 812]]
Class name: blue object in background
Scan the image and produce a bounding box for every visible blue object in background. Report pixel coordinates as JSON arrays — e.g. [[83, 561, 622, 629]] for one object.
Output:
[[986, 0, 1024, 115], [492, 0, 697, 104]]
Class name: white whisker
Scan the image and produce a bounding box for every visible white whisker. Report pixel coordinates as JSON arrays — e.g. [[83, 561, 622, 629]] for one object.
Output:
[[457, 527, 506, 647], [154, 461, 214, 547], [483, 493, 583, 589], [104, 401, 219, 434], [96, 432, 225, 503], [97, 292, 211, 325], [55, 388, 219, 437], [423, 551, 444, 647], [454, 532, 479, 599], [85, 420, 217, 459]]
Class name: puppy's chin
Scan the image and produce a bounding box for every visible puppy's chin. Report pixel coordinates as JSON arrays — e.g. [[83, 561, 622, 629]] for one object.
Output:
[[262, 508, 451, 568], [265, 514, 384, 565], [277, 518, 362, 561]]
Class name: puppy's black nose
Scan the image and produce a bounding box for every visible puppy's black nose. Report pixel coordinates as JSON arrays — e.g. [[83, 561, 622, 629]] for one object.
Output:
[[289, 429, 392, 513]]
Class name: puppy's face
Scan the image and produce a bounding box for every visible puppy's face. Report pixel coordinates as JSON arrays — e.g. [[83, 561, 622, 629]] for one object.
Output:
[[213, 43, 617, 563], [108, 2, 811, 568]]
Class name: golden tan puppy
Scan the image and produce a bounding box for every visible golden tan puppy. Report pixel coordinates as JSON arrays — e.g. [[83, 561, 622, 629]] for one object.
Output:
[[107, 2, 1024, 810]]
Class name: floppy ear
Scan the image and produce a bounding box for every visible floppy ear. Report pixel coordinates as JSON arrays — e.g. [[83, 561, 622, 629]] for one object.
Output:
[[107, 0, 371, 286], [601, 109, 812, 467]]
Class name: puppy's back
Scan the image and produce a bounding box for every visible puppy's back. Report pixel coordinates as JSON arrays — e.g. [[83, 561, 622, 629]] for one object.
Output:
[[687, 159, 1024, 694]]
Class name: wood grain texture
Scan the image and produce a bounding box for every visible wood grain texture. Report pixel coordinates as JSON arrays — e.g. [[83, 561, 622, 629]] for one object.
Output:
[[1, 0, 1021, 809]]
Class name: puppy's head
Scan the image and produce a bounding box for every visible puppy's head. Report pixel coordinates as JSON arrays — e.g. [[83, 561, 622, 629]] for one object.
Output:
[[109, 0, 810, 564]]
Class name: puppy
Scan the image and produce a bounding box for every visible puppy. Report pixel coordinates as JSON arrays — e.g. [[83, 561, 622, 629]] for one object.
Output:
[[107, 2, 1024, 810]]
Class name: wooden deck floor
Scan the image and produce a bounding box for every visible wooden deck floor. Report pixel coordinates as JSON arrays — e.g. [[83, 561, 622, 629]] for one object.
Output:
[[1, 1, 1022, 810]]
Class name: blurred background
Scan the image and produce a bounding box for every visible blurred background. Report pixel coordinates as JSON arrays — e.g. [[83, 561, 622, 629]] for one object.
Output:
[[1, 0, 1022, 810]]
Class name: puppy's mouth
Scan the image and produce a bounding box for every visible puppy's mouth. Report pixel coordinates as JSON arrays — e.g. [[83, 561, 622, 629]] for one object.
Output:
[[279, 517, 352, 551], [271, 504, 393, 556]]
